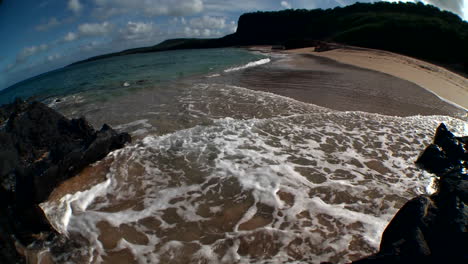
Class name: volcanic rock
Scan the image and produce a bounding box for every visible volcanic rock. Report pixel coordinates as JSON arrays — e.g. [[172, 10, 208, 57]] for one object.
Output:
[[0, 99, 131, 263], [352, 123, 467, 264]]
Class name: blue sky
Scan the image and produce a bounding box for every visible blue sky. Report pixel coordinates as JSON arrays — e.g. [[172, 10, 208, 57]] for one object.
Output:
[[0, 0, 466, 90]]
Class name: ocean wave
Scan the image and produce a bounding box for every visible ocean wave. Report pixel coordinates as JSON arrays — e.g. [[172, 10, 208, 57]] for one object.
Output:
[[46, 94, 85, 108], [224, 58, 271, 73]]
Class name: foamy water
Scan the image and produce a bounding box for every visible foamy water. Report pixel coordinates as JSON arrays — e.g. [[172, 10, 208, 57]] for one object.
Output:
[[224, 58, 271, 73], [39, 83, 467, 264]]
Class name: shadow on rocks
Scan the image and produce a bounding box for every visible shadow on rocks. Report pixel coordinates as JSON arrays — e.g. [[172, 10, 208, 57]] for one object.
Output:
[[0, 99, 131, 263]]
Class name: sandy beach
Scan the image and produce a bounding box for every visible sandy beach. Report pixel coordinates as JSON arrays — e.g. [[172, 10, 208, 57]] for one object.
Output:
[[288, 47, 468, 111], [218, 46, 467, 118]]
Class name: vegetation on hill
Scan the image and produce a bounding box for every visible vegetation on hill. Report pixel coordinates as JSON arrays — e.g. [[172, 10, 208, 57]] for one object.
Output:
[[234, 2, 467, 70], [71, 2, 467, 73]]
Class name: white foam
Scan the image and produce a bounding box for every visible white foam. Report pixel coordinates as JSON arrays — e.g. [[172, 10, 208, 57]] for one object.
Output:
[[39, 83, 468, 263], [46, 94, 85, 108], [206, 73, 221, 78], [40, 178, 111, 235], [115, 119, 151, 130], [224, 58, 271, 73]]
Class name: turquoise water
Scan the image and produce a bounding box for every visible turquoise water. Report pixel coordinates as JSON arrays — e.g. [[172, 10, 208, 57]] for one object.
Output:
[[0, 48, 266, 105]]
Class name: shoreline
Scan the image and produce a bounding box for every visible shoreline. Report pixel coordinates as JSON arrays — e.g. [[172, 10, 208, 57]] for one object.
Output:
[[285, 47, 468, 112], [222, 47, 466, 118]]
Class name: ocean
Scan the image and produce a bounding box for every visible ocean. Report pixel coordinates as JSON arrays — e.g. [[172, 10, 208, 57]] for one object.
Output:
[[2, 48, 466, 264]]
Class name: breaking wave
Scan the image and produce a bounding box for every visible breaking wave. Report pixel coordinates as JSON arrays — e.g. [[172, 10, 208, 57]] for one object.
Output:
[[224, 58, 271, 73]]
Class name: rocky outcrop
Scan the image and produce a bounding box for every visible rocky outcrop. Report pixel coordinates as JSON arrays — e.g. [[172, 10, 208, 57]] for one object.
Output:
[[0, 99, 131, 263], [314, 42, 343, 52], [352, 123, 467, 264]]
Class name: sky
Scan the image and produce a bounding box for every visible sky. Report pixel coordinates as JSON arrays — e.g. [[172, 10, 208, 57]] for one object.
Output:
[[0, 0, 466, 90]]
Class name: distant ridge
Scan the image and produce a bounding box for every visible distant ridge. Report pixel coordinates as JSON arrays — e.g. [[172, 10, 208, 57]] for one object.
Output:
[[68, 38, 232, 66], [70, 2, 467, 73]]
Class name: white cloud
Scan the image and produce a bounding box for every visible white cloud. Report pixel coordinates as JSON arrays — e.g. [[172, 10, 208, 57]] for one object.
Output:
[[78, 22, 113, 36], [17, 44, 49, 62], [171, 17, 188, 25], [463, 0, 468, 20], [5, 43, 53, 74], [92, 7, 126, 19], [92, 0, 203, 18], [229, 21, 238, 33], [35, 17, 60, 31], [184, 27, 201, 36], [63, 32, 78, 42], [203, 0, 274, 13], [80, 41, 101, 52], [334, 0, 348, 6], [68, 0, 83, 14], [281, 1, 292, 9], [47, 54, 62, 62], [119, 21, 155, 40], [180, 15, 237, 37], [190, 16, 226, 29], [183, 26, 225, 37], [202, 29, 212, 37], [382, 0, 465, 20], [145, 0, 204, 16], [126, 22, 154, 34], [419, 0, 464, 19]]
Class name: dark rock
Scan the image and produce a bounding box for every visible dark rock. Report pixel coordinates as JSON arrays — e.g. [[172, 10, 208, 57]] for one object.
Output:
[[136, 79, 148, 85], [314, 42, 341, 52], [353, 123, 467, 264], [0, 99, 131, 262], [415, 144, 453, 175], [433, 123, 465, 162], [282, 39, 343, 52]]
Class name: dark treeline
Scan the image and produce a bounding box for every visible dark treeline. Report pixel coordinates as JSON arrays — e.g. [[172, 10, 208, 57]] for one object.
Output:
[[71, 2, 467, 73]]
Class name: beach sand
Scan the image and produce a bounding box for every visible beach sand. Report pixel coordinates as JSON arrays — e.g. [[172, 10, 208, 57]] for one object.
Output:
[[288, 47, 468, 111], [217, 47, 467, 118]]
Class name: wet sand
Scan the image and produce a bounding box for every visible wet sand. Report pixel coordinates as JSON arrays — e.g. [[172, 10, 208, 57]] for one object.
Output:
[[291, 47, 468, 110], [217, 48, 466, 118]]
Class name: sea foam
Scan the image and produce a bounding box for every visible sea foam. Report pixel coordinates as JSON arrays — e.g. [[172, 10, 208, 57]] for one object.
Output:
[[224, 58, 271, 73], [40, 83, 467, 264]]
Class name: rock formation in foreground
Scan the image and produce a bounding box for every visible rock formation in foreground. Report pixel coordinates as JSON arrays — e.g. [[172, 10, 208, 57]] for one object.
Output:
[[352, 123, 467, 264], [0, 99, 131, 263]]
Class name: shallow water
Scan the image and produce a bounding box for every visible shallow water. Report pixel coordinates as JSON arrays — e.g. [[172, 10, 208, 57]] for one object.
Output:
[[40, 82, 467, 263], [0, 48, 266, 105], [7, 49, 466, 264]]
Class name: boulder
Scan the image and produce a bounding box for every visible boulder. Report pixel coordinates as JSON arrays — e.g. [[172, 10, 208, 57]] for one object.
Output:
[[0, 99, 131, 263], [353, 123, 467, 264]]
